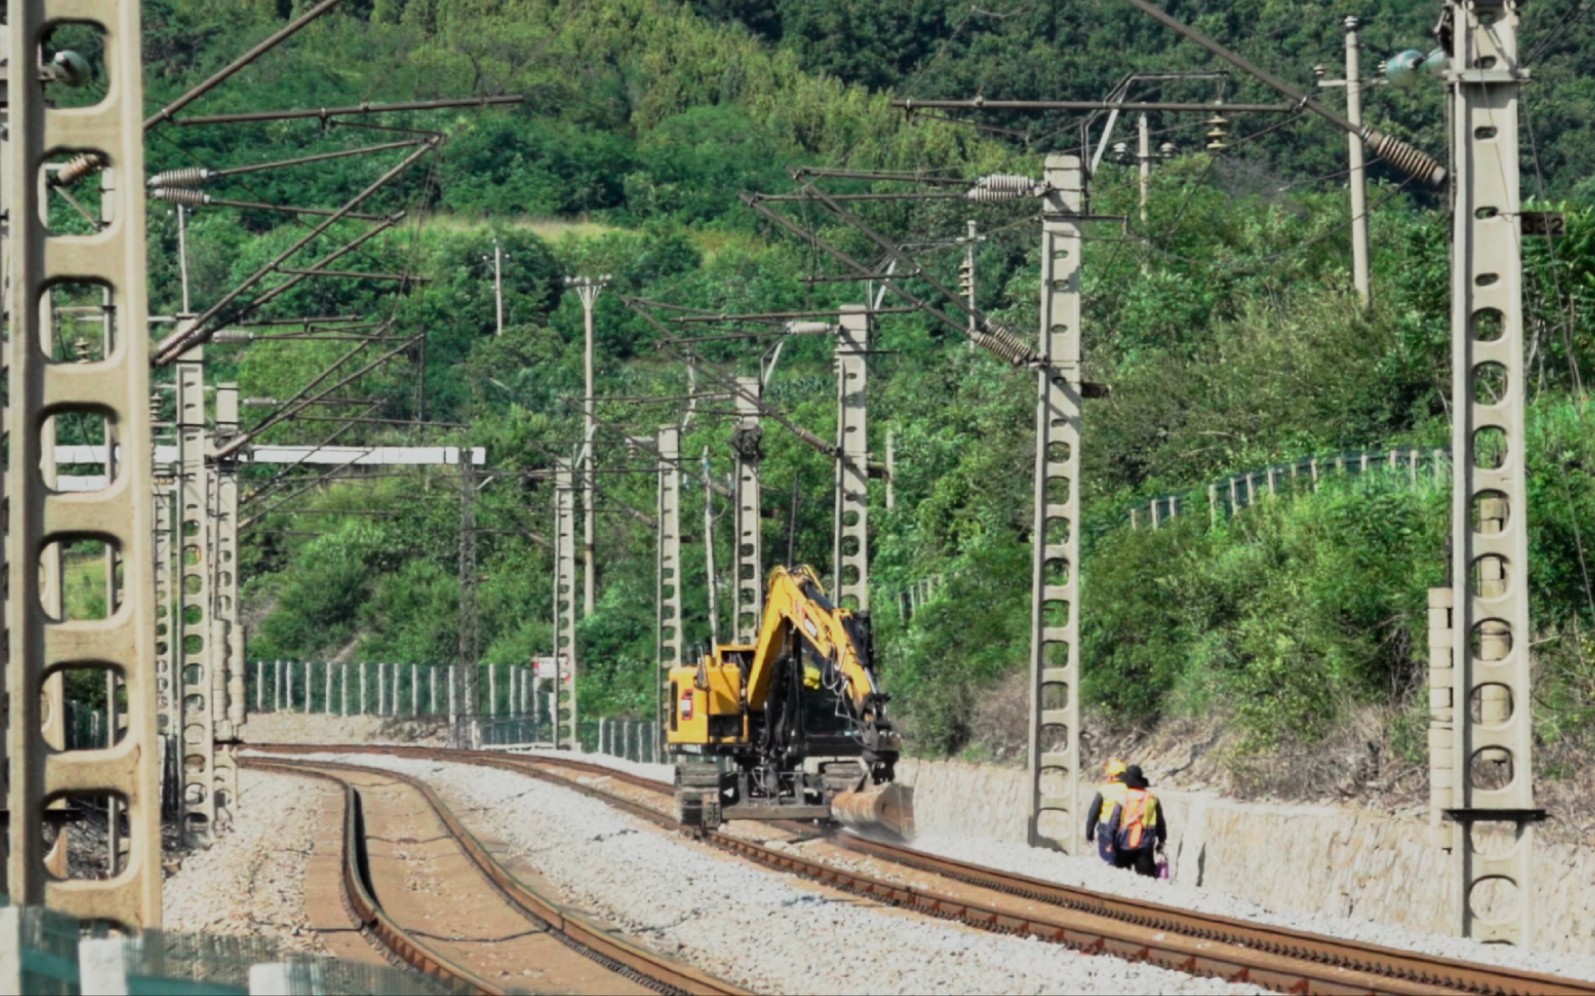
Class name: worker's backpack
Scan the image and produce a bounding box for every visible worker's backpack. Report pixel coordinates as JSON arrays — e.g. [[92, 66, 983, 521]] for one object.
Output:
[[1112, 789, 1151, 850]]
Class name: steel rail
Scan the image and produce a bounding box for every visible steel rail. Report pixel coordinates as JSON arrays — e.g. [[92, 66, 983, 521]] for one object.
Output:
[[246, 756, 746, 996], [253, 745, 1595, 996], [246, 762, 496, 995]]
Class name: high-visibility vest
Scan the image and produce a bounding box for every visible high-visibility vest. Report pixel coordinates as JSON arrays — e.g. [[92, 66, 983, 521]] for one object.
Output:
[[1117, 789, 1155, 849], [1090, 778, 1129, 823]]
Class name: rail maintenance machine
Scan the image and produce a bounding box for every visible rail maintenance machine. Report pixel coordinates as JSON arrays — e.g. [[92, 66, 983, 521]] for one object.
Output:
[[666, 565, 915, 838]]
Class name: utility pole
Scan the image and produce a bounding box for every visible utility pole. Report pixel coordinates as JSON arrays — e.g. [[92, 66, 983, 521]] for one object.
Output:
[[1026, 155, 1084, 854], [488, 239, 506, 335], [731, 376, 764, 643], [702, 448, 721, 644], [1440, 0, 1539, 945], [176, 343, 215, 847], [833, 306, 870, 611], [5, 0, 162, 925], [457, 459, 480, 749], [553, 460, 578, 748], [1316, 17, 1372, 308], [1138, 114, 1151, 225], [655, 425, 683, 744], [566, 275, 610, 617], [210, 385, 243, 830]]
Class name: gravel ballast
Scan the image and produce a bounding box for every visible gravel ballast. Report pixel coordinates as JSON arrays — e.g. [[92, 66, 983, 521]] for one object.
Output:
[[275, 751, 1258, 995], [163, 768, 329, 951], [516, 748, 1595, 984]]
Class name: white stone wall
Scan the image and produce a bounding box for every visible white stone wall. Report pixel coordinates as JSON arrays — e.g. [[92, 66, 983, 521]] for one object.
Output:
[[897, 757, 1595, 955]]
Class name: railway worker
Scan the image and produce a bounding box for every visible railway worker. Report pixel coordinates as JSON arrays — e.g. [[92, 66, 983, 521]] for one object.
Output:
[[1084, 758, 1130, 864], [1107, 765, 1167, 878]]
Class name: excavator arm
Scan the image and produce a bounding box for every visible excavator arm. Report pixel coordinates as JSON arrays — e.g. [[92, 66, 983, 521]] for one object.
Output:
[[667, 565, 912, 837], [744, 566, 901, 779]]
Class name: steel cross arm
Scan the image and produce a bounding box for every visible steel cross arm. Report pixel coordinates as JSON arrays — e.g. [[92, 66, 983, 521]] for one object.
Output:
[[218, 335, 421, 459], [613, 297, 850, 470], [672, 306, 917, 324], [239, 335, 379, 429], [235, 404, 377, 509], [236, 215, 408, 315], [236, 314, 363, 327], [154, 140, 436, 362], [659, 340, 842, 460], [788, 167, 983, 186], [659, 330, 810, 346], [756, 186, 1112, 398], [526, 435, 663, 526], [744, 190, 1040, 367], [894, 98, 1294, 113], [277, 267, 427, 283], [172, 95, 525, 127], [237, 413, 383, 527], [752, 191, 971, 202], [148, 190, 391, 222], [150, 138, 426, 184], [145, 0, 345, 130], [1120, 0, 1444, 185]]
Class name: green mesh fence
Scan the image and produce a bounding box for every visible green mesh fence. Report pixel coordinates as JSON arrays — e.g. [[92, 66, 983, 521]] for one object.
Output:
[[3, 896, 470, 996], [2, 901, 81, 995]]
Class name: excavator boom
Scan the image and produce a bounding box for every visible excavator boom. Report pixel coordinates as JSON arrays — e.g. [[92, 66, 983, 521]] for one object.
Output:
[[665, 566, 912, 838]]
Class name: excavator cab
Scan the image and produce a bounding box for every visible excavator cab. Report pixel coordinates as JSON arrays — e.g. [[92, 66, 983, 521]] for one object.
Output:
[[665, 566, 913, 839]]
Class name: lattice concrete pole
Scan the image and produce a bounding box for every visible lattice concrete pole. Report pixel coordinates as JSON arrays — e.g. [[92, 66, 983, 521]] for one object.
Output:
[[1429, 588, 1457, 852], [175, 347, 215, 848], [731, 377, 764, 643], [457, 460, 480, 748], [37, 407, 68, 880], [554, 461, 579, 749], [4, 0, 162, 924], [833, 306, 871, 611], [567, 277, 607, 618], [1026, 154, 1084, 852], [656, 426, 683, 740], [1446, 0, 1538, 945], [0, 19, 10, 899], [211, 386, 242, 831]]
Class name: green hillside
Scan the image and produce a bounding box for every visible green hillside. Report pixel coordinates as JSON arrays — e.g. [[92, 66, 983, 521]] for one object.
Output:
[[142, 0, 1595, 794]]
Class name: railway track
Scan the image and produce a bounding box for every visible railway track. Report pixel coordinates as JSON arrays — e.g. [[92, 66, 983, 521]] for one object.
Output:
[[253, 744, 1595, 996], [243, 756, 743, 996]]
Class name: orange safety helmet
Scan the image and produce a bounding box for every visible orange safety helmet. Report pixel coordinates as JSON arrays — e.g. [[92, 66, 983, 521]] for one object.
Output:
[[1104, 758, 1128, 779]]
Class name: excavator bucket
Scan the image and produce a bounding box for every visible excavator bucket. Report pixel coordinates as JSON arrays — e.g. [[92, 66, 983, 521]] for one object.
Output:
[[830, 783, 915, 840]]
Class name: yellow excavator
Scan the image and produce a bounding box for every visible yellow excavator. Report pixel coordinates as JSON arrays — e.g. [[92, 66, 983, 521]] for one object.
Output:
[[665, 565, 914, 838]]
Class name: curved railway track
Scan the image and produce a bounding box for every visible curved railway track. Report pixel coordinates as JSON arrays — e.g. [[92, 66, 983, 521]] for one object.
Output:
[[244, 756, 743, 996], [253, 744, 1595, 996]]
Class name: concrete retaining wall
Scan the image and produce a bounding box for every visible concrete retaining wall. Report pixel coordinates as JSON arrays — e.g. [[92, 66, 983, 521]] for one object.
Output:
[[897, 757, 1595, 954]]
